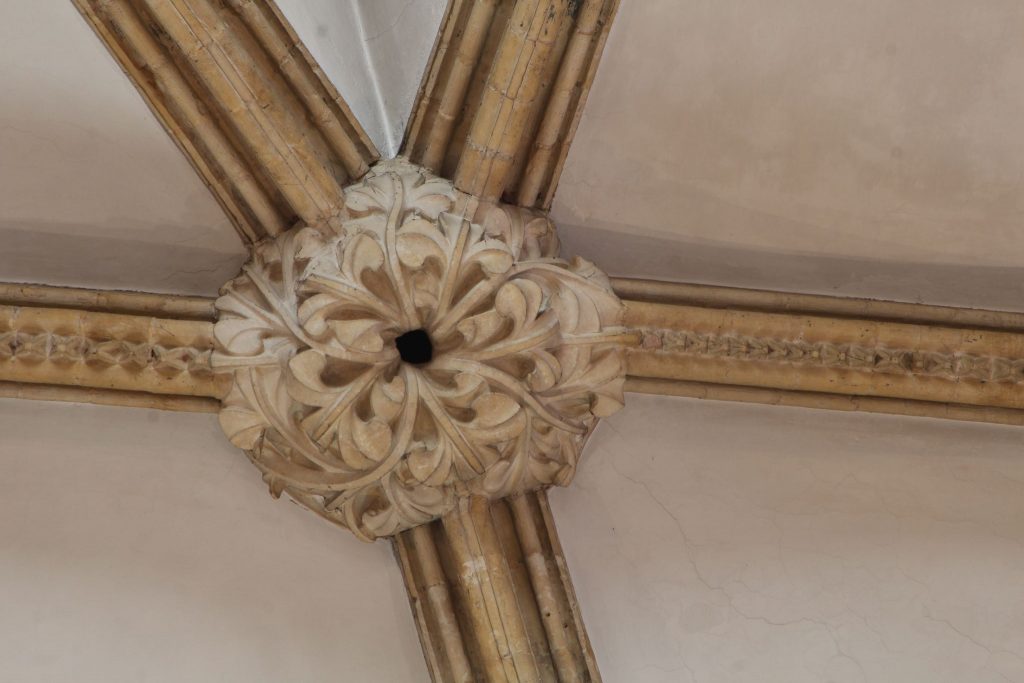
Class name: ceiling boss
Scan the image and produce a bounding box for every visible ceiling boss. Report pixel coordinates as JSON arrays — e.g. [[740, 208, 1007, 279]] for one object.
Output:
[[211, 160, 627, 541]]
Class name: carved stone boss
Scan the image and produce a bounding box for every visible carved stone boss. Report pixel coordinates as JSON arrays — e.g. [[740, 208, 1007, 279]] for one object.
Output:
[[211, 160, 627, 541]]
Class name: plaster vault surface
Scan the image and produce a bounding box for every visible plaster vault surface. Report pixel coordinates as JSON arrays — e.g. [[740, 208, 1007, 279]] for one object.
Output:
[[0, 398, 429, 682], [5, 396, 1024, 681], [552, 0, 1024, 311], [0, 1, 245, 295], [0, 0, 446, 296], [554, 394, 1024, 683]]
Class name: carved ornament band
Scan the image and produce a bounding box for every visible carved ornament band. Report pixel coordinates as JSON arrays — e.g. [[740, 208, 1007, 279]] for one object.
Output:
[[640, 328, 1024, 385], [0, 305, 219, 398]]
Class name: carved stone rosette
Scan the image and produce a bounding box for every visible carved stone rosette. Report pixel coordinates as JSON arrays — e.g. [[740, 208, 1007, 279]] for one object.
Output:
[[211, 161, 625, 540]]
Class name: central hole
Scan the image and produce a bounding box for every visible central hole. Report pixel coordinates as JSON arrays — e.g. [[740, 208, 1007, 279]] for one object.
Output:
[[395, 329, 433, 365]]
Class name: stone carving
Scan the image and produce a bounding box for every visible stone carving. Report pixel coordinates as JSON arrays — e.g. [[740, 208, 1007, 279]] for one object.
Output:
[[212, 161, 626, 540], [642, 328, 1024, 384], [0, 329, 211, 377]]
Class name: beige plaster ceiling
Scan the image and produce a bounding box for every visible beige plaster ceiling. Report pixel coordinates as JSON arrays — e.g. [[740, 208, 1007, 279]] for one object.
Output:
[[553, 393, 1024, 682], [2, 0, 1021, 310], [0, 0, 443, 296], [0, 2, 245, 295], [0, 398, 428, 681], [552, 0, 1024, 311]]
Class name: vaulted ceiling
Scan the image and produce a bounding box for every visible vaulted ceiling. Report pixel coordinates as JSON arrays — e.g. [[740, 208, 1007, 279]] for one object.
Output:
[[4, 3, 1024, 681]]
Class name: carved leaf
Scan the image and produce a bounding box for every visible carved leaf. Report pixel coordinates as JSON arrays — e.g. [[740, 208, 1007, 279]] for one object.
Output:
[[212, 160, 626, 540]]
